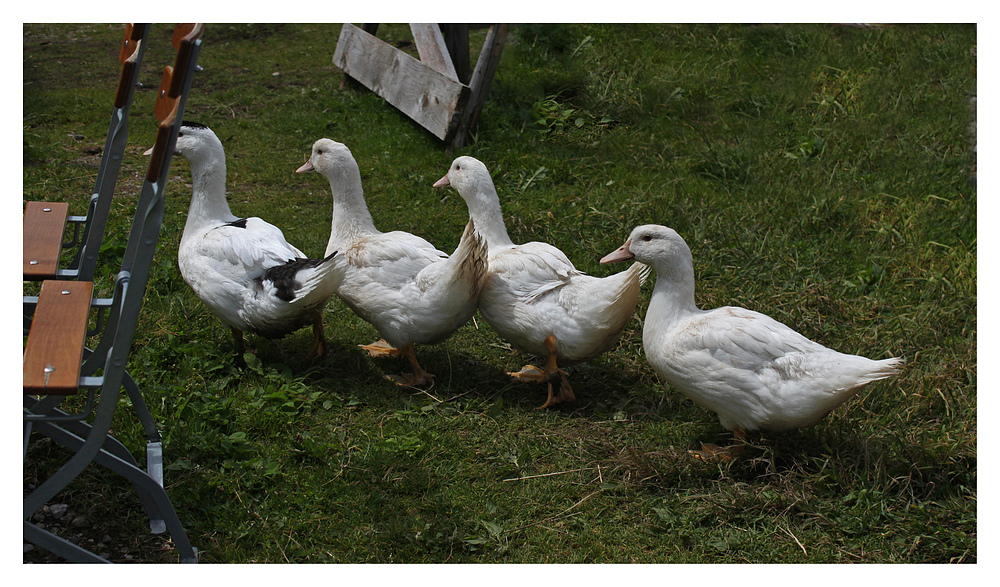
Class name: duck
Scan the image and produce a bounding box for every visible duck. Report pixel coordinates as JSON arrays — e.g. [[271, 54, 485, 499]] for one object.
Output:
[[433, 156, 650, 409], [296, 139, 487, 386], [600, 224, 903, 453], [165, 122, 345, 360]]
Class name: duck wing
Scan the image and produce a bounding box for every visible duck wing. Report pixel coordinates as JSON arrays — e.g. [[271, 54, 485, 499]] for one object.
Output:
[[343, 230, 446, 285], [240, 250, 344, 337], [672, 306, 827, 379], [489, 241, 581, 302], [256, 250, 344, 304], [586, 261, 650, 325], [193, 217, 307, 278], [335, 223, 485, 346], [662, 306, 902, 429]]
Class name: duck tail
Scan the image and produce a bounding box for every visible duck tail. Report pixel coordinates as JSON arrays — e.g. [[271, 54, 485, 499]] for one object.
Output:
[[451, 217, 489, 298], [865, 356, 905, 382], [591, 260, 650, 330], [630, 260, 652, 287], [613, 261, 651, 305], [264, 251, 344, 304]]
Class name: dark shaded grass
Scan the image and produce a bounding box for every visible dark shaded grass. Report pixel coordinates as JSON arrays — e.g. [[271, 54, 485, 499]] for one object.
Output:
[[23, 23, 975, 564]]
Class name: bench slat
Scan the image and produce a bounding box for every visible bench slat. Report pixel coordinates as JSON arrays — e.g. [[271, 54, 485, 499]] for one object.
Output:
[[23, 280, 94, 394], [23, 201, 71, 280]]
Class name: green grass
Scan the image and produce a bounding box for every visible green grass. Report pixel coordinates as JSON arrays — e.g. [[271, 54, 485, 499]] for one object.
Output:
[[23, 23, 975, 564]]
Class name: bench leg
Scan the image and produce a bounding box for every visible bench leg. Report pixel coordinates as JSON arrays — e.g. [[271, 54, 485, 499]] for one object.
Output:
[[26, 418, 197, 562], [23, 521, 111, 563]]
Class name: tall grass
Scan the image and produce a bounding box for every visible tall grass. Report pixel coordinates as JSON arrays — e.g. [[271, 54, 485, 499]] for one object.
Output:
[[23, 23, 975, 563]]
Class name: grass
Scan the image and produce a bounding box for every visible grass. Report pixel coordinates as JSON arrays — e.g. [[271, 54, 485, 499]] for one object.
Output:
[[23, 23, 976, 564]]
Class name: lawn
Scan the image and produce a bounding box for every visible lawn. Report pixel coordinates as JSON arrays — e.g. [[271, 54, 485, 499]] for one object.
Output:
[[22, 23, 976, 564]]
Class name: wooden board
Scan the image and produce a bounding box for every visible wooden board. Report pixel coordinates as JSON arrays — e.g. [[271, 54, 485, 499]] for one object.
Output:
[[23, 201, 70, 280], [333, 23, 468, 140], [23, 280, 94, 394], [451, 24, 509, 150], [410, 24, 458, 81]]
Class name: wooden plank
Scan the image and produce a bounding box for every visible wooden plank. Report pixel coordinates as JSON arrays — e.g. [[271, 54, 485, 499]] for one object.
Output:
[[23, 280, 94, 394], [410, 24, 458, 81], [334, 23, 468, 140], [23, 201, 70, 280], [451, 24, 510, 150], [439, 24, 471, 84]]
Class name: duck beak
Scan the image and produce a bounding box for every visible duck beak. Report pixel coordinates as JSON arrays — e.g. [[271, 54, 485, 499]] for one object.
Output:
[[296, 160, 315, 173], [144, 146, 181, 156], [600, 239, 634, 264], [432, 174, 450, 188]]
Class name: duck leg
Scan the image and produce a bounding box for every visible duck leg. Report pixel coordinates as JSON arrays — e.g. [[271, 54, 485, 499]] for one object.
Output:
[[690, 428, 746, 461], [508, 335, 576, 409], [231, 327, 247, 367], [308, 314, 327, 359], [360, 339, 399, 358], [383, 343, 435, 387]]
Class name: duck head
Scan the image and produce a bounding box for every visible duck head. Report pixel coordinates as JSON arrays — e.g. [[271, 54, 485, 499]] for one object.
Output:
[[601, 224, 692, 271], [143, 120, 222, 165], [174, 121, 224, 163], [433, 156, 490, 198], [296, 138, 359, 179]]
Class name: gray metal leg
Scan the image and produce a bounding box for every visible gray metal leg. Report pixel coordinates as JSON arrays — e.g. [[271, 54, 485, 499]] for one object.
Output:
[[25, 419, 197, 562], [23, 521, 111, 564], [30, 418, 167, 535], [23, 386, 120, 520]]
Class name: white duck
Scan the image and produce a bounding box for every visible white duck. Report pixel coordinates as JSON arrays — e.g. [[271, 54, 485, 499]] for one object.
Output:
[[601, 224, 903, 451], [167, 122, 344, 359], [434, 156, 650, 409], [296, 139, 487, 386]]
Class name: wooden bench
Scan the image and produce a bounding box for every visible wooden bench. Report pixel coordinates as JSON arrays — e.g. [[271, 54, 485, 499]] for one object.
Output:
[[23, 202, 71, 280], [23, 24, 203, 564], [23, 280, 94, 395]]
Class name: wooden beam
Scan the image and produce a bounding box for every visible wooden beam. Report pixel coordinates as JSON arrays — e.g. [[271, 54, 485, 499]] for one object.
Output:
[[451, 24, 510, 151], [334, 23, 468, 141], [410, 24, 458, 81], [438, 24, 471, 84], [340, 24, 379, 90]]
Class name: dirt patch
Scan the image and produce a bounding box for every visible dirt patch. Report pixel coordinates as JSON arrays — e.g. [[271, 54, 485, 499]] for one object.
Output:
[[23, 501, 179, 563]]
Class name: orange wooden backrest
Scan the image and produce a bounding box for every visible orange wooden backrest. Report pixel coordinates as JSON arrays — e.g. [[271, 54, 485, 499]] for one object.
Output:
[[114, 23, 146, 108]]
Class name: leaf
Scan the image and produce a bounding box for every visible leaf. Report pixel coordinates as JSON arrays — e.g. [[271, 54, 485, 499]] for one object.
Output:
[[653, 507, 676, 523], [485, 399, 504, 418], [167, 458, 193, 471], [243, 352, 262, 371]]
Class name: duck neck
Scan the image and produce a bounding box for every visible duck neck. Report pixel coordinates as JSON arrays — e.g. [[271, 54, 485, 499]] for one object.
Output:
[[185, 149, 236, 233], [326, 166, 378, 245], [646, 257, 701, 330], [464, 184, 514, 250]]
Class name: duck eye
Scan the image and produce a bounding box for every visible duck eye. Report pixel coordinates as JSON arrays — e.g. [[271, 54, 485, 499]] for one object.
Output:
[[642, 235, 652, 242]]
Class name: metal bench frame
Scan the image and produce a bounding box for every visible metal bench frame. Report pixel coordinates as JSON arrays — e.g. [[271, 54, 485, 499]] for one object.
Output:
[[23, 23, 204, 564]]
